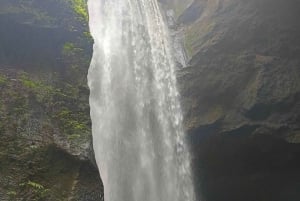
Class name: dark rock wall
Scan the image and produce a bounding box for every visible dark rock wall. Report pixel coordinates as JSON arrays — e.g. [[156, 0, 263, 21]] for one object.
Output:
[[0, 0, 103, 200], [1, 0, 300, 200], [168, 0, 300, 200]]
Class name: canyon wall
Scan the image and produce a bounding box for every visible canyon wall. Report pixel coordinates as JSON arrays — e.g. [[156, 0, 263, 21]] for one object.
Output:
[[0, 0, 102, 200], [163, 0, 300, 200]]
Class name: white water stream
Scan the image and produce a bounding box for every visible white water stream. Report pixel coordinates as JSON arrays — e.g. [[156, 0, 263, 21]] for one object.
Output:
[[88, 0, 195, 200]]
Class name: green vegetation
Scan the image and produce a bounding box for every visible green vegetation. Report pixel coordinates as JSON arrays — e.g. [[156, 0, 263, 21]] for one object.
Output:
[[7, 190, 17, 200], [0, 0, 90, 28], [62, 42, 84, 57], [0, 0, 94, 199], [26, 181, 45, 190], [20, 73, 55, 103], [63, 42, 76, 54], [0, 70, 90, 140], [61, 40, 92, 85], [20, 74, 41, 89], [19, 180, 50, 200], [0, 74, 8, 85], [68, 134, 81, 140], [55, 108, 88, 136], [0, 39, 92, 197], [0, 0, 55, 26], [84, 31, 93, 41], [69, 0, 89, 23], [19, 180, 51, 199]]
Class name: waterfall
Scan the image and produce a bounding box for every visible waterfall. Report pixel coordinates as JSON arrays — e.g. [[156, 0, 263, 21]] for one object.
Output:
[[87, 0, 195, 201]]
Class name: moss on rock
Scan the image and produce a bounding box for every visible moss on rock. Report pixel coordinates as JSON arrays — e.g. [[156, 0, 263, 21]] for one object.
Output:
[[0, 0, 102, 200]]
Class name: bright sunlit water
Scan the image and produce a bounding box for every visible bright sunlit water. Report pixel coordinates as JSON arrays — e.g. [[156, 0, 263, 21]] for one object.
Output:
[[88, 0, 195, 200]]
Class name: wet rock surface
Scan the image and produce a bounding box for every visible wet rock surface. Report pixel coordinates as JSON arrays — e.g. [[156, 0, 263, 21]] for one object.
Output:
[[0, 0, 103, 200], [1, 0, 300, 200], [170, 0, 300, 200]]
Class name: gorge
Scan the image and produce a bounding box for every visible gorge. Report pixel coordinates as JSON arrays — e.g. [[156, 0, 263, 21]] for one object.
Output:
[[0, 0, 300, 201]]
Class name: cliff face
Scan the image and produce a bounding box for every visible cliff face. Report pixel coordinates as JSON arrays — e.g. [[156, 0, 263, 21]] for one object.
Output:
[[165, 0, 300, 200], [2, 0, 300, 200], [0, 0, 103, 200]]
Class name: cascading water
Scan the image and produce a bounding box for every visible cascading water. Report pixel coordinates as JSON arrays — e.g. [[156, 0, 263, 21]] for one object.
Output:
[[87, 0, 195, 201]]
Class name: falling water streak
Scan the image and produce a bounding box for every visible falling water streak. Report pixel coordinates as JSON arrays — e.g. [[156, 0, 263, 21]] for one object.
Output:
[[88, 0, 195, 201]]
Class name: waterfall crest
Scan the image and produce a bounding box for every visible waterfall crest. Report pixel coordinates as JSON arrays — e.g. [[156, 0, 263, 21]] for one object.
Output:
[[87, 0, 195, 200]]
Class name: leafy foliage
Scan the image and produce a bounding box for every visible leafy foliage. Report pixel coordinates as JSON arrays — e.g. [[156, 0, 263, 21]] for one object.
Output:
[[19, 180, 50, 201], [0, 0, 94, 199], [7, 190, 17, 200], [69, 0, 89, 23], [62, 42, 84, 57]]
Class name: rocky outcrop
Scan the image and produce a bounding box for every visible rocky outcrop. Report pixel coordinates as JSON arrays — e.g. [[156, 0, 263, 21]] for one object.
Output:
[[2, 0, 300, 200], [0, 0, 103, 200], [164, 0, 300, 200]]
